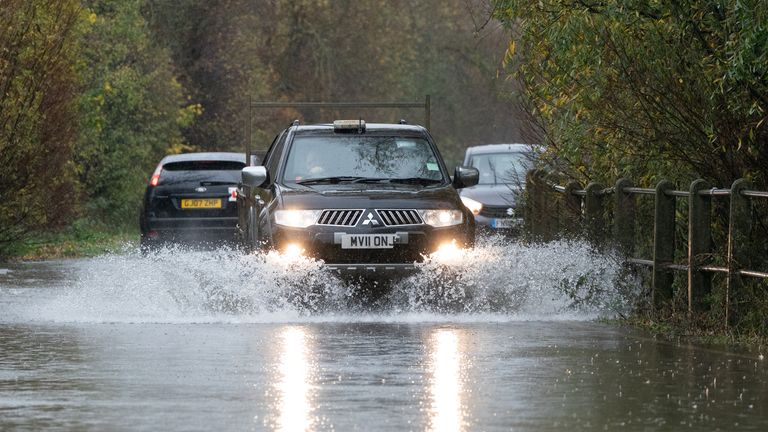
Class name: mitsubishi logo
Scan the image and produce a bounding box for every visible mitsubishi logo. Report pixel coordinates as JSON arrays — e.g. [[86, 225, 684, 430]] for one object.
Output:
[[506, 208, 515, 217], [361, 212, 380, 226]]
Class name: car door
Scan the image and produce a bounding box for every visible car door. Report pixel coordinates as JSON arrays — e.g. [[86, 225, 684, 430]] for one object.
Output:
[[253, 131, 289, 245], [238, 133, 282, 247], [237, 131, 288, 248]]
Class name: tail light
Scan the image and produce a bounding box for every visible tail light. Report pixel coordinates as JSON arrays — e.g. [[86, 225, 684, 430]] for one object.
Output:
[[149, 164, 162, 187]]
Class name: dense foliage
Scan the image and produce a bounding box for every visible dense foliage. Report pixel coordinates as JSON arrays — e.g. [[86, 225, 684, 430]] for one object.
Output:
[[495, 0, 768, 334], [0, 1, 83, 251], [76, 1, 192, 224], [1, 0, 522, 256], [0, 0, 191, 254], [494, 0, 768, 189], [145, 0, 524, 163]]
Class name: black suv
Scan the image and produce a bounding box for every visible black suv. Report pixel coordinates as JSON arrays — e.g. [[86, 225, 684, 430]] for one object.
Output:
[[237, 120, 479, 272], [140, 152, 246, 249]]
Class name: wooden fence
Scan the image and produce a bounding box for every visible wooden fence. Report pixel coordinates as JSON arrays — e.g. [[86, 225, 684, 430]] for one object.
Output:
[[525, 170, 768, 325]]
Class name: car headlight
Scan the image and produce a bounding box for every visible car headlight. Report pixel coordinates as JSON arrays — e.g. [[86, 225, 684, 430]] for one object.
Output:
[[460, 196, 482, 215], [274, 209, 321, 228], [417, 209, 463, 227]]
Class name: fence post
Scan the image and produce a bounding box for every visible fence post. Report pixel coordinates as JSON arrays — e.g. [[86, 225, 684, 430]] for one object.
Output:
[[537, 171, 552, 241], [564, 181, 582, 237], [688, 179, 712, 314], [525, 170, 541, 241], [585, 182, 605, 245], [535, 170, 552, 241], [613, 178, 635, 256], [653, 179, 676, 309], [726, 178, 751, 327]]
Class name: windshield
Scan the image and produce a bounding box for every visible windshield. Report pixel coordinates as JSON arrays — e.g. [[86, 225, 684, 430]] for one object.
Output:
[[468, 152, 532, 185], [282, 136, 445, 184]]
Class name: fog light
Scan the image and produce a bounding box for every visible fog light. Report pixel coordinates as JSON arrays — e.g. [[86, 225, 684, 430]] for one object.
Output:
[[283, 243, 305, 258], [430, 240, 465, 263]]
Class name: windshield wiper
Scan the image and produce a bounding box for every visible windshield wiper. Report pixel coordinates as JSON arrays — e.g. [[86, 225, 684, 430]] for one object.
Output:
[[387, 177, 442, 186], [296, 176, 365, 185], [350, 177, 390, 183], [297, 176, 441, 186], [200, 181, 236, 186]]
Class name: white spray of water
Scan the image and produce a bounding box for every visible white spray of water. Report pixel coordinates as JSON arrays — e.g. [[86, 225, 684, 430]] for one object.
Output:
[[19, 236, 637, 324]]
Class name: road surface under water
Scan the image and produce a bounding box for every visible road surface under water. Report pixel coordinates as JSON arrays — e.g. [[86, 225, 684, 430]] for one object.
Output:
[[0, 237, 765, 431]]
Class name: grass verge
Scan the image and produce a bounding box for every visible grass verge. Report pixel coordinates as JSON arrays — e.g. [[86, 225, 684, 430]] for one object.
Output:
[[2, 221, 137, 261], [613, 315, 767, 352]]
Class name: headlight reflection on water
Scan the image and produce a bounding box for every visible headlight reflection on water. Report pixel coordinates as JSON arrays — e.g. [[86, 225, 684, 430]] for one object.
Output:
[[428, 329, 466, 432], [274, 327, 315, 432]]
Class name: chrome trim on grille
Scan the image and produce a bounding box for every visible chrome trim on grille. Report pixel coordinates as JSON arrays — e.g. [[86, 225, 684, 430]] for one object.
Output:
[[375, 209, 423, 226], [317, 209, 364, 226]]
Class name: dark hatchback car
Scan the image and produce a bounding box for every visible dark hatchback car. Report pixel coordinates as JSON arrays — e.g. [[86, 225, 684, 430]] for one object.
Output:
[[237, 120, 479, 272], [458, 144, 537, 232], [140, 152, 246, 249]]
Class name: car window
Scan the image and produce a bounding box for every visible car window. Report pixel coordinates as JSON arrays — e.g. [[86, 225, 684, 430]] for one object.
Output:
[[159, 160, 245, 186], [282, 136, 444, 183], [265, 132, 286, 182], [261, 133, 280, 168], [468, 152, 531, 185]]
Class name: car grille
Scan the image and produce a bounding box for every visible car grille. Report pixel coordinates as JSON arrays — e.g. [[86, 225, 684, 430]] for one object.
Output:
[[376, 209, 423, 226], [479, 205, 517, 218], [317, 209, 363, 226]]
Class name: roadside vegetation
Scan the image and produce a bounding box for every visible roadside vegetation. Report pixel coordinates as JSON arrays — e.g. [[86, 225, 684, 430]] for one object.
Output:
[[494, 0, 768, 338], [1, 1, 765, 337], [6, 222, 136, 261], [1, 0, 520, 259]]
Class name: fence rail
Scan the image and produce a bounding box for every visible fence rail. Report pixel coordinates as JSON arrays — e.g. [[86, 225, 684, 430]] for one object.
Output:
[[526, 171, 768, 325]]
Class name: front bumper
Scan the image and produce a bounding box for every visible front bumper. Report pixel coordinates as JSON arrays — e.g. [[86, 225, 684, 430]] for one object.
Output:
[[324, 263, 418, 276], [271, 223, 472, 267], [142, 216, 238, 242]]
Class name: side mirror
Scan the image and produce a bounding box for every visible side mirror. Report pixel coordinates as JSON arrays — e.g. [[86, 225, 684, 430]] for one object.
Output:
[[242, 166, 268, 188], [452, 166, 479, 189]]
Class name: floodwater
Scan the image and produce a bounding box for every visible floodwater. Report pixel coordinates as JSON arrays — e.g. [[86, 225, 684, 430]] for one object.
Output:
[[0, 237, 765, 431]]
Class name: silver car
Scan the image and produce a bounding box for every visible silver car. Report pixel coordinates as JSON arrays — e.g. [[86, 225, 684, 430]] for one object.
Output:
[[458, 144, 537, 232]]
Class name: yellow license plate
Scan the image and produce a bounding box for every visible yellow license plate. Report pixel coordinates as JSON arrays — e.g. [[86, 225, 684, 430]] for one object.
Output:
[[181, 198, 222, 209]]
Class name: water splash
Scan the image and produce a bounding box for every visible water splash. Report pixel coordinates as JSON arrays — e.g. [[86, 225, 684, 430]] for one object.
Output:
[[15, 235, 637, 324]]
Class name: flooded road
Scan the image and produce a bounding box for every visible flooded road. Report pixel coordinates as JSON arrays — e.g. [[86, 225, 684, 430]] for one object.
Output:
[[1, 239, 766, 431]]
